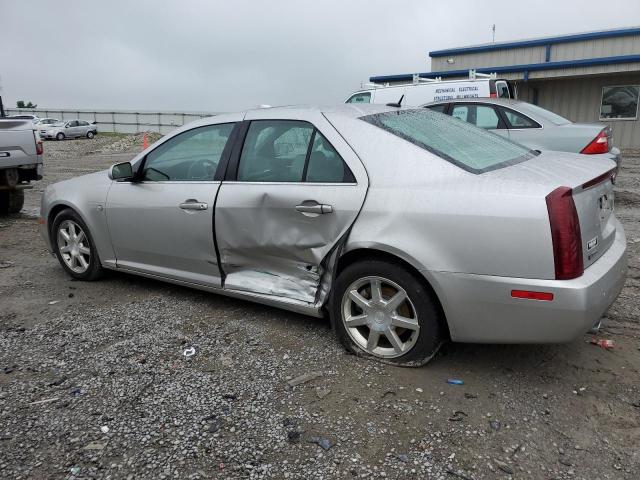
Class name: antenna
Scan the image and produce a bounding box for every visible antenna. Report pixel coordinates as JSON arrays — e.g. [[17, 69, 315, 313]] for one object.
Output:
[[491, 24, 496, 43], [386, 95, 404, 108]]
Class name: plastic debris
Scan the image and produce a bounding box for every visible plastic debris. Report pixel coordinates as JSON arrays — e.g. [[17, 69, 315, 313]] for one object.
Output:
[[315, 387, 331, 399], [100, 425, 109, 433], [397, 453, 409, 463], [494, 459, 514, 474], [183, 347, 196, 357], [590, 338, 614, 349], [415, 387, 423, 393], [0, 261, 14, 269], [48, 300, 60, 305], [309, 436, 333, 450], [28, 397, 59, 405], [489, 420, 501, 431], [447, 379, 464, 385], [70, 466, 80, 475]]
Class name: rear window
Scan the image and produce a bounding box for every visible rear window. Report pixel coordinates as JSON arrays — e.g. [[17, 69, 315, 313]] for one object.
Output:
[[520, 103, 571, 125], [360, 109, 537, 174]]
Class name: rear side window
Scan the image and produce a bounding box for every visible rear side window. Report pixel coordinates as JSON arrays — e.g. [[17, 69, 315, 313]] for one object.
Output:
[[451, 104, 503, 129], [361, 109, 536, 174], [501, 108, 540, 129], [238, 120, 355, 183], [426, 104, 447, 113], [346, 92, 371, 104]]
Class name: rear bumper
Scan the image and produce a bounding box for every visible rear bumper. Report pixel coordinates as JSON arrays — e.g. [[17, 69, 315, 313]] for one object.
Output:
[[428, 221, 627, 343]]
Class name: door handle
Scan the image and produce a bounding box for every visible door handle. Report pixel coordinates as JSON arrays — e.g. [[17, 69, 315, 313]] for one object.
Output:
[[179, 199, 208, 211], [295, 203, 333, 215]]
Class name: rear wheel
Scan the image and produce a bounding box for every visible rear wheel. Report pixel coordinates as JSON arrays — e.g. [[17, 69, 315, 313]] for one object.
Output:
[[0, 190, 24, 215], [331, 259, 445, 366], [56, 132, 65, 141], [52, 209, 103, 280]]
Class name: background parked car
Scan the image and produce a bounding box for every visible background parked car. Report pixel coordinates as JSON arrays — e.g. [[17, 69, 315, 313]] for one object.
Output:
[[36, 118, 61, 127], [9, 114, 40, 124], [40, 120, 97, 140], [423, 98, 620, 167]]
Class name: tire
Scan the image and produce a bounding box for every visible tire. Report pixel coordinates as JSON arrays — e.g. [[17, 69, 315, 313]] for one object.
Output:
[[86, 131, 94, 139], [330, 259, 445, 366], [56, 132, 65, 141], [51, 208, 103, 280], [0, 190, 24, 215]]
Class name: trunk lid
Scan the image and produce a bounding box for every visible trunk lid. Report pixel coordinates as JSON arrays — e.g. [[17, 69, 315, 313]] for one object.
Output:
[[487, 150, 617, 270]]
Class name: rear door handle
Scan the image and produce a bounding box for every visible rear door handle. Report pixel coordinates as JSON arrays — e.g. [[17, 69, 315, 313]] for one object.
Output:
[[295, 202, 333, 215], [179, 199, 208, 211]]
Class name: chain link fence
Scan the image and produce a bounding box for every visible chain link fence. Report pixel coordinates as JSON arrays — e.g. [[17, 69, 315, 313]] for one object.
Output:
[[5, 108, 219, 134]]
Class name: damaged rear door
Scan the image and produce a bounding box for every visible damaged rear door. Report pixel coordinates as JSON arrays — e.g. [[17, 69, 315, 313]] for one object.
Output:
[[215, 111, 368, 304]]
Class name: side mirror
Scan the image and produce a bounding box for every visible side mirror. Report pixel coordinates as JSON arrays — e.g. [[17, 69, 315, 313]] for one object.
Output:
[[108, 162, 134, 181]]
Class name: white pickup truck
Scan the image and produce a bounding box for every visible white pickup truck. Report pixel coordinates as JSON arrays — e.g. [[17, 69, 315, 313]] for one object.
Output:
[[0, 98, 43, 214]]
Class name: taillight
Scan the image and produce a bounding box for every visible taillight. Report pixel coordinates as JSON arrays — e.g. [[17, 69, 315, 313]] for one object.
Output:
[[546, 187, 583, 280], [580, 129, 609, 154], [36, 140, 43, 155]]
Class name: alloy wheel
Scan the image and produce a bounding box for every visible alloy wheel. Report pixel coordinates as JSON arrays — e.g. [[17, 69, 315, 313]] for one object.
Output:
[[341, 276, 420, 358], [57, 220, 91, 274]]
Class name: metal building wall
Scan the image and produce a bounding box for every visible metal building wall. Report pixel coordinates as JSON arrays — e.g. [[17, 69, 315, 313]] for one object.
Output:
[[517, 73, 640, 149], [430, 46, 546, 71]]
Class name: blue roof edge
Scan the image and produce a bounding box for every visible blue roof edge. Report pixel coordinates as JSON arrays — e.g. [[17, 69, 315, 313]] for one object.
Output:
[[429, 27, 640, 58], [369, 54, 640, 83]]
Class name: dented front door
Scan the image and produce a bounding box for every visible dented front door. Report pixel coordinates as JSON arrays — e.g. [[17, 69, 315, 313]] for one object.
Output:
[[215, 112, 368, 304]]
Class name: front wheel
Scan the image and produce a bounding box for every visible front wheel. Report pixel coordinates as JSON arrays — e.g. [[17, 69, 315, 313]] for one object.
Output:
[[330, 259, 445, 366], [52, 209, 103, 280], [56, 132, 65, 141], [86, 131, 95, 139]]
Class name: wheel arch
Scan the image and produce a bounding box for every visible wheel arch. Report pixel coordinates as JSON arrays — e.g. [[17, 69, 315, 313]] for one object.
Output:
[[336, 247, 451, 340]]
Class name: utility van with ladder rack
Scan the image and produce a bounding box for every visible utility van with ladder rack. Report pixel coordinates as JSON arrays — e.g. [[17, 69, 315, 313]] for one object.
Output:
[[345, 70, 515, 106]]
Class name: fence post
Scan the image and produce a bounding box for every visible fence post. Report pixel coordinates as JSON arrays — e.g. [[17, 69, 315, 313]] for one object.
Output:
[[136, 112, 139, 133], [111, 112, 115, 133]]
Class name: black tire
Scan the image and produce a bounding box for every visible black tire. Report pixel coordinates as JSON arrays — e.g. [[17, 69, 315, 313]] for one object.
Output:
[[51, 208, 103, 281], [56, 132, 65, 141], [86, 131, 95, 139], [330, 259, 445, 366], [0, 190, 24, 215]]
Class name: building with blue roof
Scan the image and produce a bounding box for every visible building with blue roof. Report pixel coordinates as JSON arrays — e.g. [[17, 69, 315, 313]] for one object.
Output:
[[370, 27, 640, 149]]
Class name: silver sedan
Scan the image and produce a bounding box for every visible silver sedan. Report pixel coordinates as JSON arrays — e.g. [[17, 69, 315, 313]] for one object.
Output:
[[423, 98, 621, 168], [39, 105, 627, 365], [40, 119, 97, 140]]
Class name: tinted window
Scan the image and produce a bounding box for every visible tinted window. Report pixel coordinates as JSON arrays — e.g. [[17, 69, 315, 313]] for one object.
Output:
[[501, 108, 539, 129], [78, 121, 89, 126], [361, 109, 536, 174], [346, 92, 371, 104], [426, 104, 447, 113], [142, 123, 234, 181], [451, 104, 502, 129], [238, 120, 313, 182], [306, 131, 354, 183]]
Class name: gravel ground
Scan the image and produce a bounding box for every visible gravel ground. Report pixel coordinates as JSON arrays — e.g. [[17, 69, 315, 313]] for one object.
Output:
[[0, 136, 639, 480]]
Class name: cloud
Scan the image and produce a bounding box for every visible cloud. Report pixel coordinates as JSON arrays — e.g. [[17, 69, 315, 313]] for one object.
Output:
[[1, 0, 637, 111]]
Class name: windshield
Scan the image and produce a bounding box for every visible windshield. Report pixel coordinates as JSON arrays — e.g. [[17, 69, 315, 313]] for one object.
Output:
[[361, 109, 537, 174], [520, 103, 571, 125]]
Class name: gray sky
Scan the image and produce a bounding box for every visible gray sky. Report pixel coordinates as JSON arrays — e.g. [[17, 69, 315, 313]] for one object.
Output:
[[1, 0, 638, 112]]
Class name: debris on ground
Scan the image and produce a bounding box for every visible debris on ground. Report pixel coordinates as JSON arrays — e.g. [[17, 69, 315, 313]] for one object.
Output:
[[309, 436, 334, 450], [590, 338, 615, 349], [447, 379, 464, 385], [287, 371, 323, 387]]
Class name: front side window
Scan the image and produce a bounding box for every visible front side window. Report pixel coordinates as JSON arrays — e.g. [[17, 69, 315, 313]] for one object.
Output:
[[346, 92, 371, 104], [600, 85, 639, 120], [451, 104, 502, 129], [361, 109, 536, 174], [237, 120, 354, 183], [142, 123, 234, 181], [501, 108, 540, 129]]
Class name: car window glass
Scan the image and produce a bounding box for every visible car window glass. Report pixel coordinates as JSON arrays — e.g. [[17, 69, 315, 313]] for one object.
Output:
[[501, 108, 539, 128], [496, 82, 510, 98], [451, 104, 500, 129], [238, 120, 313, 182], [142, 123, 234, 182], [305, 131, 354, 183], [426, 104, 447, 113], [79, 121, 89, 126], [346, 92, 371, 104]]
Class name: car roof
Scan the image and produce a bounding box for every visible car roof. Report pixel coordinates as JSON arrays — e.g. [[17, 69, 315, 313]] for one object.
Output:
[[241, 104, 406, 119]]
